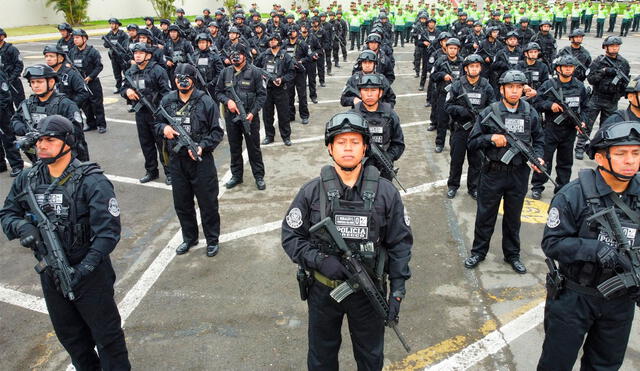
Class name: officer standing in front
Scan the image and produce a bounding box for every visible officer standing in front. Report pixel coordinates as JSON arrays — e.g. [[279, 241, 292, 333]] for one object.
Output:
[[538, 121, 640, 370], [254, 34, 295, 146], [68, 29, 107, 134], [445, 54, 496, 200], [0, 28, 25, 109], [156, 63, 224, 258], [465, 70, 545, 274], [121, 42, 171, 185], [281, 112, 412, 370], [576, 36, 631, 160], [0, 115, 131, 370], [530, 55, 589, 200], [216, 46, 267, 191]]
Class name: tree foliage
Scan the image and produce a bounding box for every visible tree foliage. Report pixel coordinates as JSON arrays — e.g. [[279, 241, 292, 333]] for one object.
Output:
[[224, 0, 240, 14], [148, 0, 175, 19], [45, 0, 90, 25]]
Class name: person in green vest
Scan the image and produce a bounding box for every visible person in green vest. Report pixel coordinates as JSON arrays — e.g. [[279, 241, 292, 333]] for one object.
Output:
[[607, 1, 618, 33], [405, 4, 416, 44], [361, 3, 372, 44], [530, 5, 542, 32], [620, 5, 633, 37], [392, 7, 406, 47], [570, 2, 582, 34], [348, 4, 363, 50], [632, 0, 640, 32], [583, 2, 595, 33], [595, 3, 608, 38]]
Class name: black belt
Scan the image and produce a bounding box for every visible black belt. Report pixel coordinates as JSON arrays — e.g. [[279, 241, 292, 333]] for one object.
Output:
[[485, 161, 524, 172], [564, 278, 602, 297]]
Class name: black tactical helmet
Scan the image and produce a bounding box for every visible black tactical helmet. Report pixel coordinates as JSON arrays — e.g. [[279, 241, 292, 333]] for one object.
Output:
[[254, 23, 266, 30], [167, 24, 182, 34], [524, 42, 541, 52], [569, 29, 585, 38], [503, 13, 513, 19], [519, 17, 530, 24], [287, 25, 300, 36], [286, 14, 295, 19], [195, 16, 204, 22], [587, 121, 640, 159], [131, 42, 151, 53], [230, 43, 249, 57], [328, 11, 336, 17], [137, 28, 152, 38], [485, 26, 500, 35], [208, 21, 219, 28], [366, 33, 382, 43], [23, 64, 58, 80], [43, 44, 66, 55], [553, 55, 579, 68], [325, 112, 371, 145], [446, 38, 462, 47], [37, 115, 76, 148], [311, 16, 320, 23], [228, 26, 240, 34], [379, 12, 388, 19], [144, 16, 155, 22], [505, 30, 519, 40], [498, 69, 528, 85], [463, 54, 484, 67], [127, 24, 139, 31], [57, 23, 73, 32], [418, 12, 428, 19], [357, 73, 384, 89], [176, 8, 185, 13], [301, 9, 309, 15], [540, 20, 552, 27], [235, 13, 246, 20], [357, 49, 378, 63], [108, 18, 122, 26], [437, 32, 452, 42], [269, 33, 282, 43], [320, 12, 327, 17], [602, 35, 623, 48], [174, 63, 197, 79], [626, 75, 640, 93], [195, 33, 212, 43], [160, 19, 171, 25], [72, 29, 88, 38]]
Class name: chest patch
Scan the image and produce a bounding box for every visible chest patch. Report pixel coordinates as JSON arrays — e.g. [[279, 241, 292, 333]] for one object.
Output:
[[334, 214, 369, 239]]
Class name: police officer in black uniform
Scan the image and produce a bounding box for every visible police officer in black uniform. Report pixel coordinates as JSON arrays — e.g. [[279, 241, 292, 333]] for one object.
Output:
[[285, 26, 311, 125], [281, 112, 412, 370], [68, 29, 107, 134], [515, 42, 550, 92], [432, 38, 463, 153], [43, 45, 90, 112], [144, 16, 164, 44], [56, 23, 75, 53], [191, 33, 224, 97], [121, 42, 172, 184], [538, 121, 640, 370], [492, 31, 523, 95], [577, 36, 631, 160], [137, 29, 166, 68], [216, 46, 267, 190], [250, 23, 270, 58], [414, 16, 439, 90], [0, 28, 25, 109], [530, 55, 589, 200], [603, 75, 640, 127], [254, 34, 296, 146], [350, 74, 404, 181], [0, 115, 130, 370], [558, 29, 592, 83], [465, 70, 545, 274], [164, 25, 195, 85], [156, 63, 224, 258], [360, 33, 396, 85], [530, 20, 557, 69], [11, 65, 89, 162], [516, 17, 535, 46], [311, 16, 329, 87], [299, 24, 322, 104], [103, 18, 128, 94], [0, 69, 23, 176], [445, 54, 496, 199], [341, 50, 396, 108]]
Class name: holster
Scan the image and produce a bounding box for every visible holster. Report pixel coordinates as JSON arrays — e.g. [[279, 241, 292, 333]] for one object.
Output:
[[296, 266, 311, 301], [545, 258, 565, 300]]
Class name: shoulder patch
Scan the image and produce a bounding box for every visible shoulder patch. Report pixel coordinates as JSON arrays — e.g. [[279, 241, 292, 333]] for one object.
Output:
[[403, 206, 411, 227], [73, 111, 83, 123], [546, 207, 560, 229], [286, 207, 303, 229], [1, 82, 8, 92], [108, 198, 120, 217]]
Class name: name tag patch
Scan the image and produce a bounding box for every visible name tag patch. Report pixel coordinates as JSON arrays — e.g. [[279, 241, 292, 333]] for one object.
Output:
[[335, 214, 369, 239], [505, 118, 525, 133], [467, 92, 482, 105]]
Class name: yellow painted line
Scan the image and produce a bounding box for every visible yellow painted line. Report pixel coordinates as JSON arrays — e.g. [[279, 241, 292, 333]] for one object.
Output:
[[499, 197, 550, 224], [385, 295, 545, 371]]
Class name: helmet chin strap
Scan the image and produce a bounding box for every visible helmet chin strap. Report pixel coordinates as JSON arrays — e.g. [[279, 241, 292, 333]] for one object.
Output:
[[40, 137, 72, 165], [599, 150, 635, 182], [36, 80, 55, 98]]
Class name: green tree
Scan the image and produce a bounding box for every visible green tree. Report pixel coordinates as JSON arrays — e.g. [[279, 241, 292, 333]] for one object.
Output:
[[224, 0, 240, 14], [148, 0, 175, 19], [45, 0, 90, 25]]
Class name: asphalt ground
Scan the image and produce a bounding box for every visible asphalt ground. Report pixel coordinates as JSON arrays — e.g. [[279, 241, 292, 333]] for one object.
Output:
[[2, 31, 640, 370]]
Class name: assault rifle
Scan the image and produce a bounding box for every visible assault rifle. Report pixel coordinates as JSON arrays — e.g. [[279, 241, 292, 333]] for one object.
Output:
[[224, 74, 252, 137], [20, 180, 76, 301], [456, 91, 481, 130], [604, 56, 630, 86], [310, 217, 411, 353], [542, 86, 591, 143], [63, 55, 93, 96], [587, 207, 640, 299], [482, 109, 558, 187], [123, 74, 202, 161], [370, 143, 407, 192], [101, 35, 132, 68]]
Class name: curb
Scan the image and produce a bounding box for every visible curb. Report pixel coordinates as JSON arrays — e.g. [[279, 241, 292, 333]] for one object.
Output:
[[8, 29, 110, 45]]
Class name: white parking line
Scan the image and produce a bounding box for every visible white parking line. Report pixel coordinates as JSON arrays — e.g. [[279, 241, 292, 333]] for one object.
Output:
[[0, 285, 48, 314], [426, 302, 545, 371]]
